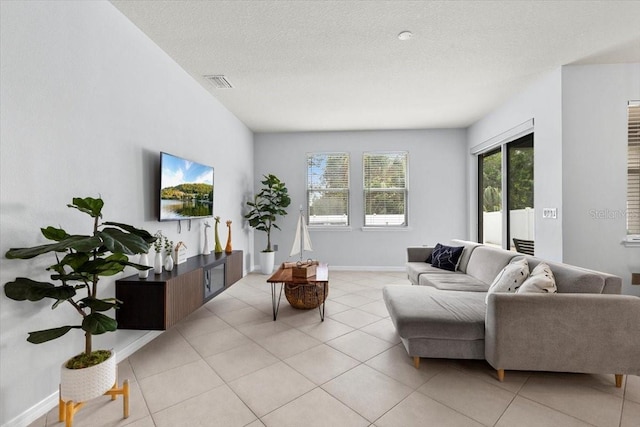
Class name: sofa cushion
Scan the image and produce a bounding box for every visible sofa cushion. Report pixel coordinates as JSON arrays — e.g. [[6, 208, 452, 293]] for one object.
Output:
[[450, 239, 482, 273], [419, 272, 490, 292], [465, 245, 518, 285], [518, 262, 557, 293], [485, 257, 529, 303], [430, 243, 464, 271], [406, 262, 454, 285], [383, 285, 486, 341]]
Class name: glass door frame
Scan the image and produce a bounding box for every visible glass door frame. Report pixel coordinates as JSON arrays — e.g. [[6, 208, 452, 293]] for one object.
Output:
[[477, 133, 534, 251]]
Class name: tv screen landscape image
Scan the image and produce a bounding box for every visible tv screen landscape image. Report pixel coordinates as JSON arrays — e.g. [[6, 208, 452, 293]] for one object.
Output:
[[159, 152, 214, 221]]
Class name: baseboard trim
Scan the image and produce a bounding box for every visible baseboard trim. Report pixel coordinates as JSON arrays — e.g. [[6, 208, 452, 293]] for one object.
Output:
[[2, 330, 162, 427], [328, 265, 405, 272], [249, 265, 405, 273]]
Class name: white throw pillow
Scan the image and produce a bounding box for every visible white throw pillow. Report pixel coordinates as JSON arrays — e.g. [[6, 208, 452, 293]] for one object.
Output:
[[518, 262, 557, 294], [485, 257, 529, 304]]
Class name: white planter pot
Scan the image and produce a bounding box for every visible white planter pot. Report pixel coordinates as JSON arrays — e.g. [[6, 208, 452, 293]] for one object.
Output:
[[260, 251, 275, 275], [60, 350, 117, 402]]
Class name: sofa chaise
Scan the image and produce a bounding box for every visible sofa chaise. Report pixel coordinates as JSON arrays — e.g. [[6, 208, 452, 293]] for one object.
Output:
[[382, 239, 640, 387]]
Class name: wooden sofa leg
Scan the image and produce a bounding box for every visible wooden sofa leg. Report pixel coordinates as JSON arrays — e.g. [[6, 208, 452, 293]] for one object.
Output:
[[497, 369, 505, 382], [413, 356, 420, 369], [615, 374, 623, 388]]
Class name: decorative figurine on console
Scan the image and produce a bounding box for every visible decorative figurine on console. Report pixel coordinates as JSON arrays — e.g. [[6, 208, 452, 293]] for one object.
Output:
[[214, 216, 223, 254], [225, 220, 233, 254], [202, 221, 211, 255]]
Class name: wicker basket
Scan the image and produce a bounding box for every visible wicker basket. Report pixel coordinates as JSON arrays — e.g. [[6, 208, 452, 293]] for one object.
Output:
[[284, 282, 328, 309]]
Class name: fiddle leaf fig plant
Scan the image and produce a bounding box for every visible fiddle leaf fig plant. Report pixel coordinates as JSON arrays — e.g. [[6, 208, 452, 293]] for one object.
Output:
[[245, 174, 291, 252], [3, 196, 156, 363]]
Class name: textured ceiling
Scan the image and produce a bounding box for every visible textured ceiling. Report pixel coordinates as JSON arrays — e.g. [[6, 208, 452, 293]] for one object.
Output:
[[111, 0, 640, 133]]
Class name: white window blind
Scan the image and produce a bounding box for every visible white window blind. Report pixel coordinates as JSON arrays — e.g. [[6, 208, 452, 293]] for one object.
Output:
[[628, 102, 640, 235], [363, 151, 408, 226], [307, 153, 349, 226]]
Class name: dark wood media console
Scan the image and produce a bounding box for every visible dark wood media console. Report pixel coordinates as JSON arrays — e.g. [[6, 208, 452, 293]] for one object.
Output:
[[115, 250, 243, 330]]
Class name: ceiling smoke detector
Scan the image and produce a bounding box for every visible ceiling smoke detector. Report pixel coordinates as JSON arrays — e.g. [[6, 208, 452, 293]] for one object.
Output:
[[204, 75, 234, 89], [397, 31, 413, 41]]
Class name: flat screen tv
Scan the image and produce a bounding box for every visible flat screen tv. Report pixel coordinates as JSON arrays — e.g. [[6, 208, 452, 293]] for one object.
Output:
[[159, 152, 214, 221]]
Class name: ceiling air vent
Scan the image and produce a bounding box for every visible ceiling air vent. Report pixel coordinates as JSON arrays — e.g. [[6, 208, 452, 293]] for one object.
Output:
[[204, 75, 233, 89]]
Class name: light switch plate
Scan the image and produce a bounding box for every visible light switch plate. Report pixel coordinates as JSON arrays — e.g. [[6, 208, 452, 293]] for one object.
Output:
[[542, 208, 557, 219]]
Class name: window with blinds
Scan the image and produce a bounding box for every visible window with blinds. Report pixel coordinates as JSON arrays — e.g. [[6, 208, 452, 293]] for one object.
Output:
[[628, 101, 640, 235], [363, 151, 408, 227], [307, 153, 349, 226]]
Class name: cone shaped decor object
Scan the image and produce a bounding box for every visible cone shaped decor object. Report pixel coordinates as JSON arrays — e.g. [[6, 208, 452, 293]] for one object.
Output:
[[203, 222, 211, 255], [214, 216, 223, 254], [225, 220, 233, 253], [289, 207, 313, 261]]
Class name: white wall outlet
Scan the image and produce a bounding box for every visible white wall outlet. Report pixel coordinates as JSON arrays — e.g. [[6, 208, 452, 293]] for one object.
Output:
[[542, 208, 557, 219]]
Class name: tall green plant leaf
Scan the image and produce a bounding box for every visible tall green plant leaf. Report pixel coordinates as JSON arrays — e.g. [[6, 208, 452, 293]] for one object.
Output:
[[27, 326, 79, 344], [80, 297, 117, 312], [58, 252, 90, 271], [68, 197, 103, 218], [104, 222, 156, 244], [4, 278, 76, 302], [82, 313, 117, 335], [99, 228, 149, 255], [76, 255, 127, 277], [5, 235, 98, 259], [41, 226, 69, 242]]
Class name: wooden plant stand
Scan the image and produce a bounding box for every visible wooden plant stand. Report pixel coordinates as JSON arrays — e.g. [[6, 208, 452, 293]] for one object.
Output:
[[58, 380, 129, 427]]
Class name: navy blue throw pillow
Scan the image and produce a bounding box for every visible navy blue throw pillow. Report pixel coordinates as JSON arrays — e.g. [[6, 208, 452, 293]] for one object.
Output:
[[430, 243, 464, 271]]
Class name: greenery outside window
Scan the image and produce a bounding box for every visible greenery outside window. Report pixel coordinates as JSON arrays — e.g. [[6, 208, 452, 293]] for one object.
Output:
[[363, 151, 408, 227], [628, 101, 640, 236], [307, 153, 349, 226]]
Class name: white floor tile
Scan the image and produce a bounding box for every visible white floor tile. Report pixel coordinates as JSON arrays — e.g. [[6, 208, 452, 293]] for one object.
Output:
[[375, 391, 483, 427], [262, 388, 369, 427], [322, 364, 413, 422], [228, 362, 315, 417], [519, 375, 623, 427], [496, 395, 594, 427], [326, 330, 394, 362], [152, 385, 256, 427], [284, 344, 360, 385], [417, 368, 515, 426]]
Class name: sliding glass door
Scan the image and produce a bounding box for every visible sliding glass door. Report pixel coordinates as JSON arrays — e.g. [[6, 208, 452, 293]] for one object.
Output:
[[478, 148, 502, 247], [478, 133, 534, 253], [507, 134, 534, 251]]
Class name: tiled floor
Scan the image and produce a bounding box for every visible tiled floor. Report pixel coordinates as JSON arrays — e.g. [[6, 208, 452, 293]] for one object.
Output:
[[30, 271, 640, 427]]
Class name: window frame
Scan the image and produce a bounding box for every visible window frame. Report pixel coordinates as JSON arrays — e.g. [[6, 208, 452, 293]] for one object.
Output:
[[362, 151, 409, 228], [627, 101, 640, 239], [306, 152, 350, 228]]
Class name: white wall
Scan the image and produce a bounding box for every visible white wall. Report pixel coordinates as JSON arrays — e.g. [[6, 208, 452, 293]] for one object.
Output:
[[467, 69, 564, 261], [253, 129, 468, 269], [561, 63, 640, 296], [0, 2, 254, 425]]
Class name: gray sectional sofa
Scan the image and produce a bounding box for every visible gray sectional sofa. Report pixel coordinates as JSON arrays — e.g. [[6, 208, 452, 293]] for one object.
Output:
[[383, 239, 640, 386]]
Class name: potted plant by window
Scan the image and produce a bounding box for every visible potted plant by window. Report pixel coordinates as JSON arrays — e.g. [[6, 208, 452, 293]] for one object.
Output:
[[3, 196, 155, 416], [244, 174, 291, 274]]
